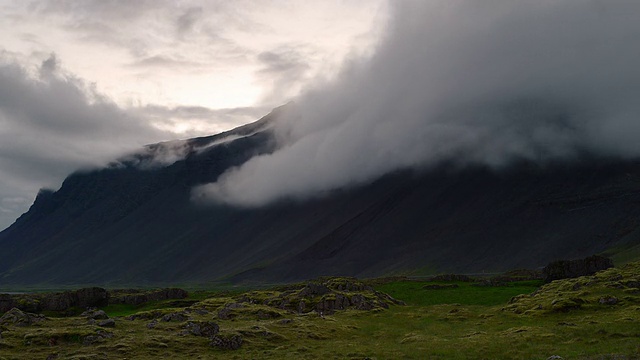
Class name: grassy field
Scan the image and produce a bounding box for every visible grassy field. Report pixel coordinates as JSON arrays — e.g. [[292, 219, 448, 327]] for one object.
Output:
[[1, 266, 639, 359], [375, 279, 543, 306]]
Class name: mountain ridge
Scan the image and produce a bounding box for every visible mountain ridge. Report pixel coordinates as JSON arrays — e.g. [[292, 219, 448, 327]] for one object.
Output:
[[2, 108, 640, 287]]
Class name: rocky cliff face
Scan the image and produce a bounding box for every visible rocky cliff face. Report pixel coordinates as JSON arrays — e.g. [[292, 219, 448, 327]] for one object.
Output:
[[2, 108, 640, 287], [542, 255, 614, 282]]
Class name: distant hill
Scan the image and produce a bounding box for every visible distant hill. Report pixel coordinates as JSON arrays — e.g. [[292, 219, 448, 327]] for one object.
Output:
[[2, 107, 640, 287]]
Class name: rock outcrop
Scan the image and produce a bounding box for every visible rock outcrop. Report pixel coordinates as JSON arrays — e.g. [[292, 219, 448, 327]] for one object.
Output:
[[0, 308, 45, 326], [543, 255, 613, 282], [0, 287, 187, 314], [0, 288, 108, 314], [232, 277, 404, 316], [108, 288, 188, 305]]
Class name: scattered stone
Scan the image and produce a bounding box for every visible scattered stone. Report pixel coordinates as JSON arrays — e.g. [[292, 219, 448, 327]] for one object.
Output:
[[125, 310, 163, 321], [193, 308, 209, 315], [162, 312, 188, 322], [82, 330, 113, 345], [278, 318, 293, 324], [210, 334, 243, 350], [81, 309, 108, 320], [599, 296, 619, 305], [217, 303, 243, 320], [146, 319, 158, 329], [184, 321, 219, 337], [543, 255, 613, 282], [256, 309, 282, 319], [547, 356, 564, 360], [98, 319, 116, 327]]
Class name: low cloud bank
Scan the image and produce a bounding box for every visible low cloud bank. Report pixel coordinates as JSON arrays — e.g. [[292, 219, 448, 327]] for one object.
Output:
[[196, 1, 640, 206]]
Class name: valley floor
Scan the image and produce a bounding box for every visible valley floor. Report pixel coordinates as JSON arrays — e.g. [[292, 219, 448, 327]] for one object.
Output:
[[1, 265, 640, 359]]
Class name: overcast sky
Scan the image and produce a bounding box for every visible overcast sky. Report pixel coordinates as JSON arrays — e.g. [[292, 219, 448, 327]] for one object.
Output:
[[0, 0, 388, 230], [197, 1, 640, 207], [4, 1, 640, 231]]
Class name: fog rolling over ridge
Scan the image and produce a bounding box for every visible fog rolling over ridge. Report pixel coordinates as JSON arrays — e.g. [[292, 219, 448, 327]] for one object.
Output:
[[195, 1, 640, 207]]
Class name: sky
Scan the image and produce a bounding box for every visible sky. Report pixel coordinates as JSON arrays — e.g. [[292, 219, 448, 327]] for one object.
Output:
[[3, 1, 640, 231], [0, 0, 387, 230]]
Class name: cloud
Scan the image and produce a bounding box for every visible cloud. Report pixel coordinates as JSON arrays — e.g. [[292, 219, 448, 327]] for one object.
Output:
[[196, 0, 640, 206], [137, 104, 271, 137], [127, 55, 205, 69], [256, 46, 312, 104], [176, 6, 203, 37], [0, 53, 173, 229]]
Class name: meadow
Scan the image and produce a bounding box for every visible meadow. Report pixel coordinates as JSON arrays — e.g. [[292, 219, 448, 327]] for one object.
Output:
[[1, 265, 639, 359]]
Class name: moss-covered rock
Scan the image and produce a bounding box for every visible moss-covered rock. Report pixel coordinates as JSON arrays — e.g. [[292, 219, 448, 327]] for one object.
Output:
[[232, 277, 403, 316], [504, 262, 640, 315]]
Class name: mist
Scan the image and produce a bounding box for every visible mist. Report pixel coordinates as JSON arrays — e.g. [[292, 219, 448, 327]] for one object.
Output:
[[195, 0, 640, 206]]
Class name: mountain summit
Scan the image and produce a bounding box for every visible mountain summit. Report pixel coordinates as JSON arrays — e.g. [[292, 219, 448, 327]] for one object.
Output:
[[2, 108, 640, 287]]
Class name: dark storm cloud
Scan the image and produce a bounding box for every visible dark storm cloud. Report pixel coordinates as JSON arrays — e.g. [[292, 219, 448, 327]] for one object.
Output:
[[0, 53, 172, 229], [196, 0, 640, 206]]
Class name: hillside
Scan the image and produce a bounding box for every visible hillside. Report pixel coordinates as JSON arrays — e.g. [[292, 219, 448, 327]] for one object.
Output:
[[2, 108, 640, 287]]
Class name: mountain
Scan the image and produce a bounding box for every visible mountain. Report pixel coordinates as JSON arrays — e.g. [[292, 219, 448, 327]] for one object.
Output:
[[2, 107, 640, 287]]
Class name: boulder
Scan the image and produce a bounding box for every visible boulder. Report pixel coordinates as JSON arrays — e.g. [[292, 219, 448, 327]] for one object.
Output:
[[162, 311, 188, 322], [82, 330, 113, 345], [598, 296, 618, 305], [0, 307, 45, 326], [81, 309, 109, 320], [40, 292, 75, 311], [184, 321, 219, 337], [97, 319, 116, 327], [210, 334, 243, 350], [543, 255, 613, 282]]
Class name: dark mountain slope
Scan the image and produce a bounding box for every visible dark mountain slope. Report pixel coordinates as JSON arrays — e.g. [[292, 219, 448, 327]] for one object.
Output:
[[2, 109, 640, 287]]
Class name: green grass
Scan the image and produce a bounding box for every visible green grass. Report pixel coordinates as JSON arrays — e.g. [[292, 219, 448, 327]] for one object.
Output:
[[1, 266, 640, 359], [375, 280, 543, 306]]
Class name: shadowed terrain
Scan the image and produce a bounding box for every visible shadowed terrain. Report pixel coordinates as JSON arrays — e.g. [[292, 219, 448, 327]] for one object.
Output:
[[2, 108, 640, 287]]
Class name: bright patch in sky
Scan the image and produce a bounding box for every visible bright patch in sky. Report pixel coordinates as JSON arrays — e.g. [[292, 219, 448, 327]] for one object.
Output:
[[0, 0, 388, 230], [0, 0, 387, 111]]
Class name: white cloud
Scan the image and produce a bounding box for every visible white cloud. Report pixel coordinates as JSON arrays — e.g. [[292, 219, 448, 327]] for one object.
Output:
[[197, 0, 640, 206]]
